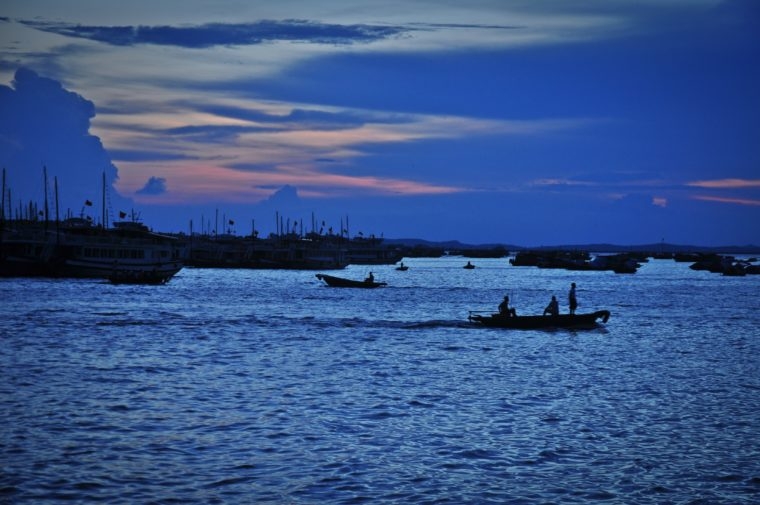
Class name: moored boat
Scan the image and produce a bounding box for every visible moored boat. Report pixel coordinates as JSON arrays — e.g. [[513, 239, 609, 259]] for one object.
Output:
[[315, 273, 387, 288], [468, 310, 610, 329], [0, 223, 59, 277], [51, 218, 184, 280], [0, 218, 184, 280]]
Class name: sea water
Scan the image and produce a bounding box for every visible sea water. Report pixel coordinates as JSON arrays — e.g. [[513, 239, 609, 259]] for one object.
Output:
[[1, 257, 759, 504]]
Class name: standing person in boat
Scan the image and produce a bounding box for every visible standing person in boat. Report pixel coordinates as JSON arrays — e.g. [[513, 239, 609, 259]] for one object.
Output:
[[568, 282, 578, 315], [543, 295, 559, 316], [498, 295, 517, 317]]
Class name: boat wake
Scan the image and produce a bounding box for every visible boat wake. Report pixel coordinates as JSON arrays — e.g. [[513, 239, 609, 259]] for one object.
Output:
[[256, 315, 473, 330], [401, 319, 474, 330]]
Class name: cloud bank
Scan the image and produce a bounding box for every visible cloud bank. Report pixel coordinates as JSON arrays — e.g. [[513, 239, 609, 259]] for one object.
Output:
[[0, 68, 130, 222], [20, 19, 408, 48]]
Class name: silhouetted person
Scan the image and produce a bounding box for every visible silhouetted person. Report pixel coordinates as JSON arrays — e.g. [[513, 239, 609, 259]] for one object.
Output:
[[543, 295, 559, 316], [568, 282, 578, 315], [365, 271, 374, 283], [498, 295, 517, 317]]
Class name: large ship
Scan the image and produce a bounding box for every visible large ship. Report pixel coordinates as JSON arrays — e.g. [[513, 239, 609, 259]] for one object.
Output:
[[51, 218, 185, 281], [1, 169, 185, 282], [1, 217, 185, 282]]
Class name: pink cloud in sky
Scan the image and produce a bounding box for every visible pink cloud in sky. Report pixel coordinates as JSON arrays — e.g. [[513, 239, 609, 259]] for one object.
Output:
[[687, 178, 760, 189], [120, 159, 463, 205], [692, 195, 760, 207]]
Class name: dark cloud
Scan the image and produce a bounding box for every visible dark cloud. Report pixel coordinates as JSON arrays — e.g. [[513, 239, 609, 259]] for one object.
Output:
[[163, 124, 274, 143], [263, 185, 299, 205], [194, 104, 372, 130], [136, 176, 167, 195], [0, 67, 131, 219], [259, 185, 302, 210], [108, 149, 198, 163], [252, 185, 309, 223], [20, 19, 407, 48], [155, 106, 401, 146]]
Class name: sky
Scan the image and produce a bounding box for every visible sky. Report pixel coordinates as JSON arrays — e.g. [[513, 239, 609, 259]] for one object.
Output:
[[1, 0, 759, 246]]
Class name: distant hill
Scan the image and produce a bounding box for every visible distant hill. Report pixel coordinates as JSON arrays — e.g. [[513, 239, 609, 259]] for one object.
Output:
[[384, 238, 516, 250], [384, 239, 760, 255]]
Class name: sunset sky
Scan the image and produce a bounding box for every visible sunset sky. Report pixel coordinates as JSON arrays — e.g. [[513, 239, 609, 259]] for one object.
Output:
[[1, 0, 758, 246]]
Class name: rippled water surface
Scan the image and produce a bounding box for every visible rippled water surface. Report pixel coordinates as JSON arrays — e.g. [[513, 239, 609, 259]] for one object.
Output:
[[2, 257, 759, 503]]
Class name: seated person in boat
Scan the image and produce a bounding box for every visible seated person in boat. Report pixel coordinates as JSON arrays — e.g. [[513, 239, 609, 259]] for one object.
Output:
[[543, 295, 559, 316], [498, 295, 517, 317], [365, 271, 375, 283]]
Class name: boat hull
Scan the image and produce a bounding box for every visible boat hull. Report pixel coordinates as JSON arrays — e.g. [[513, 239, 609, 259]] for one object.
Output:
[[469, 310, 610, 329], [108, 270, 175, 285], [316, 273, 386, 288]]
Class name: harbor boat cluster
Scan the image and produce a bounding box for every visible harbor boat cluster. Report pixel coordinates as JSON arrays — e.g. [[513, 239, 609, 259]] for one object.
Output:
[[1, 218, 407, 281], [2, 170, 757, 282], [680, 253, 760, 276], [5, 214, 760, 282], [509, 250, 760, 276], [510, 250, 643, 274], [185, 232, 402, 270]]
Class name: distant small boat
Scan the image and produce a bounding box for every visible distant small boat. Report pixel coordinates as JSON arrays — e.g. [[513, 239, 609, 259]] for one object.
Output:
[[468, 310, 610, 329], [396, 262, 409, 271], [463, 261, 475, 269], [315, 273, 387, 288]]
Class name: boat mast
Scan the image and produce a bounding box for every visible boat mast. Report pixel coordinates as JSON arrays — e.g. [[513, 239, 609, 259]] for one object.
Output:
[[0, 167, 4, 238], [43, 165, 49, 231], [101, 171, 107, 229], [1, 167, 5, 225], [55, 176, 60, 243]]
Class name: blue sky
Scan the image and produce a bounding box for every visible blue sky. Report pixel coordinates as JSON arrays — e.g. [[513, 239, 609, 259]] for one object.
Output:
[[1, 0, 758, 245]]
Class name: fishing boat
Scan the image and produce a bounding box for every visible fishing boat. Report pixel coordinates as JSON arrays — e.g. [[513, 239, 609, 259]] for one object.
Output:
[[468, 310, 610, 329], [315, 273, 387, 288]]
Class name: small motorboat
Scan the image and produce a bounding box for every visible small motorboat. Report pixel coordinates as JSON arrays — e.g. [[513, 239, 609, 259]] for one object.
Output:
[[468, 310, 610, 329], [396, 262, 409, 271], [464, 261, 476, 269], [315, 273, 387, 288]]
